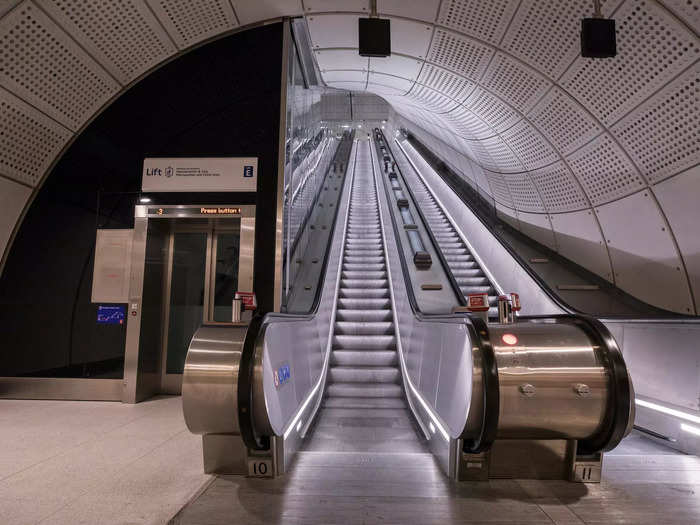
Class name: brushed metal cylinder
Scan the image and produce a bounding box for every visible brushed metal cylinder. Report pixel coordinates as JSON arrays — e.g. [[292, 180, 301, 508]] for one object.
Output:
[[182, 324, 249, 435], [490, 323, 609, 440]]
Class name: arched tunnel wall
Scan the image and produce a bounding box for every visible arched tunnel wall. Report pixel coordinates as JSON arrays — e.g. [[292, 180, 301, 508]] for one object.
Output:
[[0, 23, 283, 377], [0, 1, 698, 321]]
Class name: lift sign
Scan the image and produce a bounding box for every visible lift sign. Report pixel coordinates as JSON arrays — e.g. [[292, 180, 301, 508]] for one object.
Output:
[[273, 364, 291, 388], [97, 305, 126, 325]]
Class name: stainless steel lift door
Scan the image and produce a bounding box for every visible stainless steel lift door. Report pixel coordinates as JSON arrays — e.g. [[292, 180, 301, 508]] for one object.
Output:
[[160, 221, 252, 394], [124, 205, 255, 402]]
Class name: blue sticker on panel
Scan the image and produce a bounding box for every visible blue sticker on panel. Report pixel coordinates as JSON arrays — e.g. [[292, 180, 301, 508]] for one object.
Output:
[[273, 364, 291, 388], [243, 165, 254, 178], [97, 305, 126, 325]]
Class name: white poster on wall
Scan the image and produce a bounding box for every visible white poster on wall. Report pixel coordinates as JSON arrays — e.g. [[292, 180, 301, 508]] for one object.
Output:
[[142, 157, 258, 192], [91, 229, 133, 303]]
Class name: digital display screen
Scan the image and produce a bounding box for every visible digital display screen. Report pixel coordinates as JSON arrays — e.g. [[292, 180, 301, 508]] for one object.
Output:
[[97, 305, 126, 325]]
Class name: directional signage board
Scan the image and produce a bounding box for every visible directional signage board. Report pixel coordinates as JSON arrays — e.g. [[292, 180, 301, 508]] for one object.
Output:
[[142, 157, 257, 192]]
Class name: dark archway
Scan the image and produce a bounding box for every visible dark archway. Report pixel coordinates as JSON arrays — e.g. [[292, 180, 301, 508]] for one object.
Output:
[[0, 23, 283, 378]]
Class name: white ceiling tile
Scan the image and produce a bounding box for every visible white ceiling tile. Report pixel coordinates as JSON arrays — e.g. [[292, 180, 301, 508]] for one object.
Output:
[[323, 70, 367, 83], [379, 0, 440, 22], [660, 0, 700, 34], [38, 0, 176, 84], [560, 0, 698, 125], [388, 18, 432, 58], [596, 190, 693, 314], [0, 2, 120, 130], [368, 73, 413, 93], [481, 52, 551, 114], [611, 62, 700, 185], [427, 28, 493, 82], [315, 49, 368, 71], [529, 86, 603, 156], [369, 55, 421, 80], [307, 13, 359, 48], [567, 134, 645, 205], [437, 0, 519, 45], [146, 0, 238, 49], [325, 81, 366, 91], [232, 0, 303, 24], [303, 0, 367, 14], [0, 86, 72, 187], [367, 83, 408, 96]]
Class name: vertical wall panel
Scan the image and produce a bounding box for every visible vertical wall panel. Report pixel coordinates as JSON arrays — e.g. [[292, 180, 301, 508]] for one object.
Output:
[[596, 190, 694, 314], [550, 210, 612, 281], [517, 212, 556, 250], [653, 166, 700, 314]]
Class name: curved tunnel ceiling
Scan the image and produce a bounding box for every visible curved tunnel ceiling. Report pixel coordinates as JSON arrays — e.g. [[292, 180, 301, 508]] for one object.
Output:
[[0, 0, 698, 314]]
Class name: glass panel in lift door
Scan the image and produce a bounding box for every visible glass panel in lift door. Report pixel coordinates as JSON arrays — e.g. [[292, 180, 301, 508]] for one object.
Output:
[[166, 232, 207, 374], [212, 229, 241, 322]]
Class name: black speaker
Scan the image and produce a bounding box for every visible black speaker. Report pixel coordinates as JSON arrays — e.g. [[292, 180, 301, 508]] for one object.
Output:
[[581, 18, 616, 58], [359, 18, 391, 57]]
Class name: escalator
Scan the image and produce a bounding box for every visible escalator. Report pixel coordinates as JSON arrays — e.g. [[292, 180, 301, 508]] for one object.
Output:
[[325, 142, 404, 409], [182, 133, 634, 483]]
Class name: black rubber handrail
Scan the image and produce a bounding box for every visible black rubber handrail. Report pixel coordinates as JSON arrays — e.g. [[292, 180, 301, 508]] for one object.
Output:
[[574, 315, 634, 454], [237, 313, 269, 450]]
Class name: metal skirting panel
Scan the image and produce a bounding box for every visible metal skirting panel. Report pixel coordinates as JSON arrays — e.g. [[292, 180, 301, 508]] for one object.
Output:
[[0, 377, 123, 401]]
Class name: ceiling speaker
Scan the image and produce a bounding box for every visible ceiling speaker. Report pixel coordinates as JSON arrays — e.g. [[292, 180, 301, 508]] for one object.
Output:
[[581, 18, 617, 58], [359, 18, 391, 57]]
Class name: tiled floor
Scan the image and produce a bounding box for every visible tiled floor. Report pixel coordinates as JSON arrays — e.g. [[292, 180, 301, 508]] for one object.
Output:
[[3, 396, 699, 524], [172, 420, 700, 525], [0, 396, 209, 525]]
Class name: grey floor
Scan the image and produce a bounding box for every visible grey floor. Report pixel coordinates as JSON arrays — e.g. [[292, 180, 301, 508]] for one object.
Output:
[[170, 408, 700, 525], [0, 396, 209, 525]]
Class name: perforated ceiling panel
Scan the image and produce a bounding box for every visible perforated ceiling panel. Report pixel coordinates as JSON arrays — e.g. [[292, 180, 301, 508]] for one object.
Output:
[[502, 0, 623, 80], [37, 0, 176, 84], [416, 64, 474, 102], [0, 86, 71, 186], [147, 0, 239, 49], [0, 0, 697, 314], [561, 0, 698, 125], [500, 120, 559, 169], [567, 134, 645, 205], [427, 29, 493, 82], [0, 2, 119, 130], [660, 0, 700, 34], [504, 173, 545, 212], [611, 63, 700, 184], [437, 0, 518, 45], [481, 53, 551, 114], [529, 162, 589, 213], [464, 88, 520, 131], [529, 87, 603, 155]]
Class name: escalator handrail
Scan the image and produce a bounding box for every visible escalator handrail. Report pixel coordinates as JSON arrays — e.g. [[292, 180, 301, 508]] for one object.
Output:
[[237, 132, 355, 451]]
